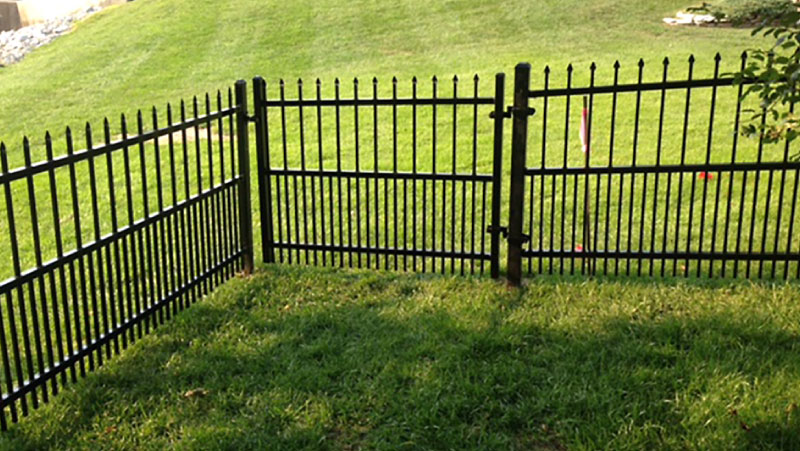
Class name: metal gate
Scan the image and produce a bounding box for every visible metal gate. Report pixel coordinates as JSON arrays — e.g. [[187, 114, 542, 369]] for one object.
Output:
[[252, 74, 507, 278]]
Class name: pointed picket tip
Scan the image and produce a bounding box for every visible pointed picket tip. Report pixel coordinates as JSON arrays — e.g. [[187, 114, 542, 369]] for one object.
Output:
[[432, 75, 438, 82], [638, 58, 645, 67], [453, 74, 458, 82], [567, 63, 574, 71], [714, 52, 722, 62], [103, 117, 110, 131], [412, 76, 418, 83], [688, 54, 696, 63], [44, 133, 54, 159], [334, 77, 340, 85], [613, 60, 621, 69], [589, 62, 596, 70], [741, 50, 748, 59], [65, 126, 72, 139], [85, 123, 93, 145], [315, 78, 321, 86], [392, 76, 398, 83], [473, 74, 479, 81], [22, 137, 31, 165], [372, 76, 378, 84], [353, 77, 359, 84], [297, 78, 303, 86], [279, 79, 285, 87], [663, 57, 669, 65], [544, 65, 551, 74]]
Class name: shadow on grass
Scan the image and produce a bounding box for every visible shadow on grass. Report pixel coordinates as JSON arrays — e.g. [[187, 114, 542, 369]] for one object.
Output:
[[2, 265, 799, 450]]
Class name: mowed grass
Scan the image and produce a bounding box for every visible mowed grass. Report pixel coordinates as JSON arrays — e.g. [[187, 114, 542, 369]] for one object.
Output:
[[0, 0, 766, 151], [0, 0, 799, 447], [0, 265, 798, 449], [0, 0, 783, 280]]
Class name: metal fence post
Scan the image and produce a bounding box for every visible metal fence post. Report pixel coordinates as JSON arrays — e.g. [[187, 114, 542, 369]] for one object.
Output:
[[507, 63, 532, 286], [489, 73, 506, 279], [235, 80, 255, 274], [253, 77, 275, 264]]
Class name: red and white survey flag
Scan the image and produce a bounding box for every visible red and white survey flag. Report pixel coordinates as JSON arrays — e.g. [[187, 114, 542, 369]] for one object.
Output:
[[579, 97, 589, 153]]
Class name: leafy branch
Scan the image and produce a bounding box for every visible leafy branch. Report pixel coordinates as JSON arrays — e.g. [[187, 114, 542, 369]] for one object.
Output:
[[735, 9, 800, 160]]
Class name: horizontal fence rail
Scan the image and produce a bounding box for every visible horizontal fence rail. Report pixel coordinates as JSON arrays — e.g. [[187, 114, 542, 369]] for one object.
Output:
[[510, 54, 800, 281], [0, 82, 253, 429], [253, 74, 506, 277]]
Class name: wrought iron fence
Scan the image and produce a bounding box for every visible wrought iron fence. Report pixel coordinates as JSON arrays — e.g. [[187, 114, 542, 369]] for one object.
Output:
[[506, 55, 800, 283], [1, 55, 799, 431], [0, 81, 253, 429], [252, 74, 507, 277]]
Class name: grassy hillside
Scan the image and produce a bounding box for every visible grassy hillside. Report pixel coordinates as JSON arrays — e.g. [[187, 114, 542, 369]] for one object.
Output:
[[0, 0, 778, 278], [0, 0, 762, 150]]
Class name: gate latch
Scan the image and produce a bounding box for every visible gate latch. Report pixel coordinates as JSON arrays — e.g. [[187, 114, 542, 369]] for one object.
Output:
[[486, 225, 508, 238]]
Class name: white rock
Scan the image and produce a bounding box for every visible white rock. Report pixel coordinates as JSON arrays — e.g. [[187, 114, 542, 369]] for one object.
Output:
[[0, 4, 110, 68]]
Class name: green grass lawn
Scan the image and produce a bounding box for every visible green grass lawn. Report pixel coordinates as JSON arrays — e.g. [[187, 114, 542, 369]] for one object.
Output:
[[1, 265, 799, 450], [0, 0, 767, 152], [1, 0, 800, 447], [0, 0, 781, 280]]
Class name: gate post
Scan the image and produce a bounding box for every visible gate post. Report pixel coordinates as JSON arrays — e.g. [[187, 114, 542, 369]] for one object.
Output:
[[489, 73, 505, 279], [253, 77, 275, 263], [507, 63, 532, 286], [235, 80, 255, 274]]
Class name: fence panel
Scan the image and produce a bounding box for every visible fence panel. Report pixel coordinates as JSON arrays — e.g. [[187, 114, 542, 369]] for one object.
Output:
[[0, 84, 251, 429], [508, 54, 800, 282], [253, 74, 506, 277]]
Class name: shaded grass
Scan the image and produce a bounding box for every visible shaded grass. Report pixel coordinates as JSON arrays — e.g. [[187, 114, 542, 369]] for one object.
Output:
[[1, 264, 798, 449]]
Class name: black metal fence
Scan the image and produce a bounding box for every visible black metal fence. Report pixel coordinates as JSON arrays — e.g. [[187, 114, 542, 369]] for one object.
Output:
[[1, 55, 799, 431], [252, 75, 507, 277], [506, 55, 800, 283], [0, 82, 253, 429]]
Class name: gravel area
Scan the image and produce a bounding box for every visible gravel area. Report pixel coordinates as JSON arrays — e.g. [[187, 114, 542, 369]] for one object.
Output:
[[0, 6, 103, 67]]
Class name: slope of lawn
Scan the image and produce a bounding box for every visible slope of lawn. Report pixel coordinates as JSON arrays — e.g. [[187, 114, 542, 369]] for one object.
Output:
[[0, 0, 765, 151], [0, 265, 798, 449], [0, 0, 781, 280]]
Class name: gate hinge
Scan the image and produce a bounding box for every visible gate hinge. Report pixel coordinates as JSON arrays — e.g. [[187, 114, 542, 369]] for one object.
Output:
[[486, 225, 508, 238], [512, 106, 536, 117], [508, 233, 531, 245], [489, 106, 512, 119]]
